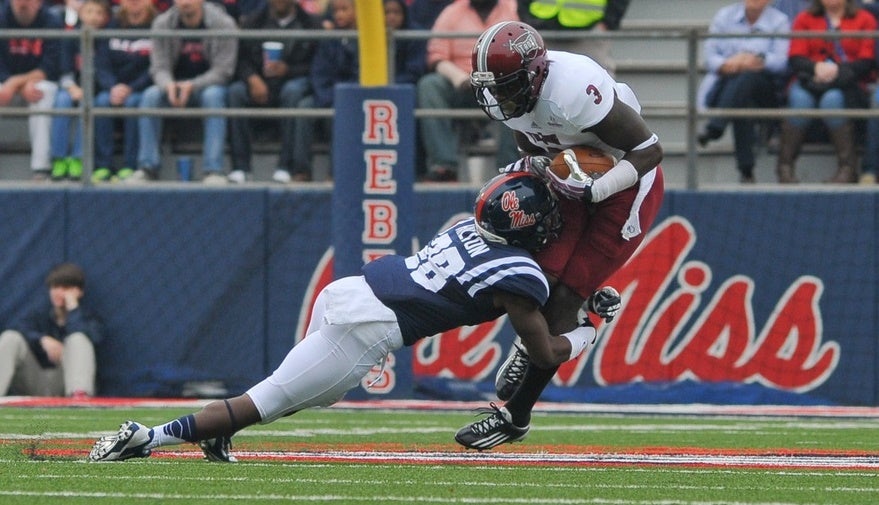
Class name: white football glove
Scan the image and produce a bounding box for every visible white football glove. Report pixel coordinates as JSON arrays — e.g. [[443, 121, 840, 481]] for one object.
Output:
[[546, 148, 594, 202], [499, 155, 551, 179], [586, 286, 621, 323]]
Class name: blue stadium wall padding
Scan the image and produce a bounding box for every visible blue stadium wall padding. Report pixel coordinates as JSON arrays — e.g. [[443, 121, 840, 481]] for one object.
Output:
[[65, 189, 270, 396], [0, 187, 875, 406], [0, 190, 66, 320]]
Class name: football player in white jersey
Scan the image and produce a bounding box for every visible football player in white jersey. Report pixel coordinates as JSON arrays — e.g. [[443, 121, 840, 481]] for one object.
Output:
[[456, 21, 665, 450], [88, 172, 621, 462]]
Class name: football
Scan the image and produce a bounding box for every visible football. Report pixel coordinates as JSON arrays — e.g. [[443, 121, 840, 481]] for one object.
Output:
[[549, 146, 616, 180]]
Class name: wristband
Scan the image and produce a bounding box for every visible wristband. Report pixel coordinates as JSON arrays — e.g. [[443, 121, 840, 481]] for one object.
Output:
[[563, 324, 597, 360], [590, 159, 638, 203]]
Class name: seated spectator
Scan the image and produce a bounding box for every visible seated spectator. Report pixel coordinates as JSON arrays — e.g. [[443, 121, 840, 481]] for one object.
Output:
[[49, 0, 110, 182], [0, 0, 63, 181], [776, 0, 876, 184], [696, 0, 790, 184], [416, 0, 520, 182], [291, 0, 358, 182], [384, 0, 427, 85], [0, 263, 106, 397], [227, 0, 320, 184], [130, 0, 237, 184], [92, 0, 157, 183]]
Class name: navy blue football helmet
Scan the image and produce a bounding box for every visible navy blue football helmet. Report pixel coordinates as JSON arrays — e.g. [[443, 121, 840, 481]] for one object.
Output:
[[474, 172, 561, 252]]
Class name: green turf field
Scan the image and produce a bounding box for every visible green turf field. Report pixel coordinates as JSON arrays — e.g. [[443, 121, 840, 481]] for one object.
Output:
[[1, 404, 878, 504]]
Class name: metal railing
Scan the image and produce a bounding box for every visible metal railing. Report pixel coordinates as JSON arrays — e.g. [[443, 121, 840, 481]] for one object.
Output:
[[3, 27, 878, 188]]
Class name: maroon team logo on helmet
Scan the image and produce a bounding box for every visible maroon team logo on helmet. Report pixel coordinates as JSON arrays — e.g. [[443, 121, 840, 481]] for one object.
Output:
[[507, 31, 541, 63], [470, 22, 549, 121]]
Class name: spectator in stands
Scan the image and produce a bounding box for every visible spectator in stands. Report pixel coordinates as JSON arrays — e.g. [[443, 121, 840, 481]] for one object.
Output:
[[516, 0, 629, 76], [92, 0, 157, 183], [130, 0, 237, 184], [0, 0, 62, 181], [0, 263, 106, 398], [49, 0, 110, 182], [696, 0, 790, 184], [416, 0, 520, 182], [227, 0, 320, 184], [290, 0, 358, 182], [385, 0, 427, 85], [776, 0, 876, 184]]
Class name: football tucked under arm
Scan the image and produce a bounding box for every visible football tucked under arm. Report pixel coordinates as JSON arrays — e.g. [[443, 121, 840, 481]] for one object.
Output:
[[548, 146, 616, 180], [546, 146, 616, 201]]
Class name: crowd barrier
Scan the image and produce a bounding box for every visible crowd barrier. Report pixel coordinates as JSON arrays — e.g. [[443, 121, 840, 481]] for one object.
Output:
[[5, 28, 879, 187]]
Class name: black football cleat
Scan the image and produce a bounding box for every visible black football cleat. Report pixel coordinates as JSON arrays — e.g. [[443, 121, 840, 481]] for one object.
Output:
[[455, 403, 530, 451], [199, 436, 238, 463]]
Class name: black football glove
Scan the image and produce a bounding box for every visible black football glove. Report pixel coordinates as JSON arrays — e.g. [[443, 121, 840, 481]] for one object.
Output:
[[586, 286, 621, 323], [498, 155, 552, 180]]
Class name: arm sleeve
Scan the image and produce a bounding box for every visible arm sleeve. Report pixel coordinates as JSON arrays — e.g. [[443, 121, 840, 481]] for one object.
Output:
[[150, 32, 175, 89], [191, 19, 238, 91]]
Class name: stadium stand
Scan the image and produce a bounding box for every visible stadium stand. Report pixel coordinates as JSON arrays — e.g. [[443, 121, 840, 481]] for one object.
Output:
[[0, 0, 858, 185]]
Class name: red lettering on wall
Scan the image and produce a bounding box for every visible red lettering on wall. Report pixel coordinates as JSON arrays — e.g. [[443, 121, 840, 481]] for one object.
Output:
[[362, 100, 399, 145], [413, 321, 506, 381], [362, 200, 397, 244], [364, 150, 397, 194], [416, 216, 839, 393]]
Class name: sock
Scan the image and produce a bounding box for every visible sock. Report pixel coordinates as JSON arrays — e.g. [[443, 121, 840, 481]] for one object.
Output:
[[147, 414, 197, 449], [504, 364, 559, 427]]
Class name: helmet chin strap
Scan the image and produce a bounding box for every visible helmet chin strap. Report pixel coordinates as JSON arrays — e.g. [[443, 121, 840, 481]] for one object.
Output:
[[474, 221, 509, 245]]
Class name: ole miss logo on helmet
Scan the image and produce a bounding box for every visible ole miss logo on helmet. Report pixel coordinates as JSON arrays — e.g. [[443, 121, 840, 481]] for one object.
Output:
[[500, 190, 537, 229]]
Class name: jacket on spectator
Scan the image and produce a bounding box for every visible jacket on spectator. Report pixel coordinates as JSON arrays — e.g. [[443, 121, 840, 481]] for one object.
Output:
[[426, 0, 518, 73], [517, 0, 628, 31], [788, 7, 876, 93], [149, 1, 238, 92], [95, 16, 154, 92], [235, 1, 320, 84], [12, 303, 106, 369], [389, 0, 427, 84], [0, 1, 63, 82], [309, 34, 358, 107]]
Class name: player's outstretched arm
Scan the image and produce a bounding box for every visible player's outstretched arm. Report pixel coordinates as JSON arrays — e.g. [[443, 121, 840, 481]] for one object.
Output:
[[495, 291, 595, 369]]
